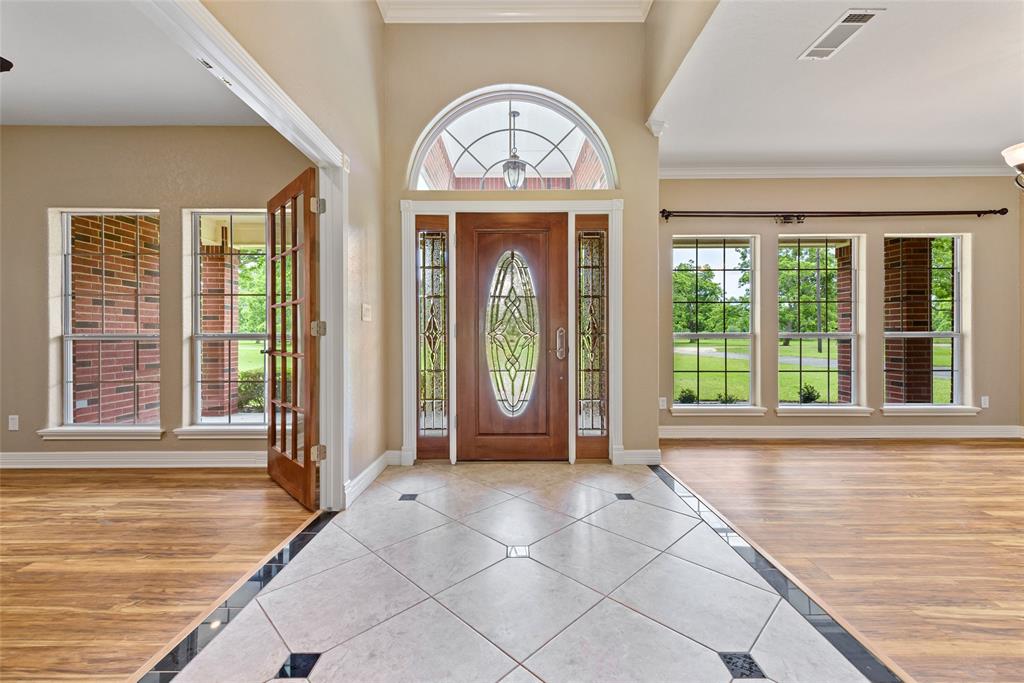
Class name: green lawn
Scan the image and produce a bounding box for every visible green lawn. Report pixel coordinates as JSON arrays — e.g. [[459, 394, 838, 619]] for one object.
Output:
[[673, 338, 953, 404], [237, 339, 265, 374]]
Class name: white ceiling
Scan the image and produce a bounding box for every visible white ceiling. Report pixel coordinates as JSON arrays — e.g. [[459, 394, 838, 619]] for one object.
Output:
[[653, 0, 1024, 177], [377, 0, 653, 23], [0, 0, 263, 125]]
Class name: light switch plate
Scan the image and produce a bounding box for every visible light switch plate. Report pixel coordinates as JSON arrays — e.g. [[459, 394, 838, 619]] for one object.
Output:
[[658, 397, 667, 410], [361, 303, 372, 322], [981, 395, 989, 408], [8, 415, 19, 431]]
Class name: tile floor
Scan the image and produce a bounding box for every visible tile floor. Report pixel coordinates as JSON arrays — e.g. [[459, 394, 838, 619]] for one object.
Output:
[[163, 462, 889, 683]]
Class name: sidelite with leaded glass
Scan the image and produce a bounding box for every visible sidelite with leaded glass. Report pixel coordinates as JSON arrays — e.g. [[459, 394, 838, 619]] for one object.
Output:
[[417, 231, 448, 437], [486, 250, 540, 416], [577, 230, 607, 436]]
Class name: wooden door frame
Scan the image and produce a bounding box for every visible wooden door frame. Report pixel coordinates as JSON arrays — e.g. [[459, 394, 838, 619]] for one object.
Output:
[[401, 200, 625, 466], [142, 0, 350, 510]]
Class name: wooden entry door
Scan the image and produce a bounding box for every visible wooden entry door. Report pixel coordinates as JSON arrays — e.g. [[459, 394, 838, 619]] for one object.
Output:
[[456, 213, 568, 460], [267, 168, 319, 510]]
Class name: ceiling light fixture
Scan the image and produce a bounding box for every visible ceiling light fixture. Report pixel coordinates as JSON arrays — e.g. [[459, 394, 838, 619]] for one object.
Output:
[[502, 104, 526, 190], [1002, 143, 1024, 191]]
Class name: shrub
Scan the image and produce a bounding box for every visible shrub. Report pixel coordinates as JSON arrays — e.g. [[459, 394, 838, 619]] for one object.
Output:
[[799, 383, 821, 404], [237, 369, 265, 412], [715, 393, 740, 404], [677, 388, 697, 404]]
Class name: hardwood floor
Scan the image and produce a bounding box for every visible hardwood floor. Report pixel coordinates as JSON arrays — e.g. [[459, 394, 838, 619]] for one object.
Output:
[[0, 468, 312, 682], [661, 439, 1024, 683]]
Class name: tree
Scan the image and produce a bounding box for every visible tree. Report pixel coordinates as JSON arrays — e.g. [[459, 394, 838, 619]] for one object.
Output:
[[237, 254, 266, 334]]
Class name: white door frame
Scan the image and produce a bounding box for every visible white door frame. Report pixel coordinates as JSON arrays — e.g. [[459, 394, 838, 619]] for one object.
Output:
[[401, 199, 625, 466], [139, 0, 350, 509]]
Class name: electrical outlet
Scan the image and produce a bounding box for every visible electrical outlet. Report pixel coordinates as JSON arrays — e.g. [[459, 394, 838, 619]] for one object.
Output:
[[981, 395, 989, 409], [658, 397, 668, 410], [7, 415, 19, 431], [361, 303, 373, 322]]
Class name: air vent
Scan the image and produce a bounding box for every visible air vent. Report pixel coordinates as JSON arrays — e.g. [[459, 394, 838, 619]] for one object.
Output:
[[799, 8, 884, 61]]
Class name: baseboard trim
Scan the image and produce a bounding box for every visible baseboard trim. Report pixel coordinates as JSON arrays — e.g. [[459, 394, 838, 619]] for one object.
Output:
[[344, 450, 401, 506], [659, 425, 1024, 439], [0, 450, 265, 468], [612, 448, 662, 465]]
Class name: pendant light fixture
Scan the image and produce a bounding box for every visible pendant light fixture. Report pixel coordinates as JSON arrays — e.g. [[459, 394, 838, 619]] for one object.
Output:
[[502, 102, 526, 190]]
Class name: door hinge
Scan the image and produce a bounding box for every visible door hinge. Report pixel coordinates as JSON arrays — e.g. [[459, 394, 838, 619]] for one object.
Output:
[[310, 197, 326, 214], [311, 444, 327, 462], [310, 320, 327, 337]]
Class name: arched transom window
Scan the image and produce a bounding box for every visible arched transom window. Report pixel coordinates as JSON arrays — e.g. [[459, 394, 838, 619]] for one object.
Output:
[[409, 86, 617, 191]]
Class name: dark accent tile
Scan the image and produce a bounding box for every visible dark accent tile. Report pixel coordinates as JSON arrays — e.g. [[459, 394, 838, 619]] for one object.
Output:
[[138, 673, 178, 683], [615, 493, 634, 500], [507, 545, 530, 558], [719, 652, 765, 678], [277, 652, 321, 678], [302, 510, 338, 533], [399, 493, 418, 501]]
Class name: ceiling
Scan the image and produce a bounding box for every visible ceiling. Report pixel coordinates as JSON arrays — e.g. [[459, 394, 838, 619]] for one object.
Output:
[[377, 0, 652, 23], [653, 0, 1024, 177], [0, 0, 263, 125]]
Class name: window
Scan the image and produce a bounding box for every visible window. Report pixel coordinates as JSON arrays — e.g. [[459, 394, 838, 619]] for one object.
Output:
[[883, 236, 961, 405], [777, 237, 856, 405], [410, 86, 615, 191], [191, 212, 268, 424], [672, 237, 753, 406], [64, 213, 160, 424]]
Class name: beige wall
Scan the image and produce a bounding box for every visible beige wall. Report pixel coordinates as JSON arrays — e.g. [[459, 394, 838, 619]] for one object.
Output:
[[659, 176, 1022, 429], [0, 126, 310, 452], [203, 0, 388, 476], [643, 0, 718, 117], [383, 22, 662, 453]]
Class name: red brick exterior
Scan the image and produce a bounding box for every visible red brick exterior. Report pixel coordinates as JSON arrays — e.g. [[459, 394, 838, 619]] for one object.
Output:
[[571, 139, 605, 190], [835, 244, 853, 403], [69, 215, 160, 424], [198, 229, 240, 418], [884, 237, 934, 403]]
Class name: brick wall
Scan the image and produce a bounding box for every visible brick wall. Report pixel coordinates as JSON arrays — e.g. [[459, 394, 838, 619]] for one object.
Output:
[[69, 215, 160, 424], [198, 229, 240, 418], [884, 237, 933, 403], [571, 139, 605, 189], [835, 243, 853, 403]]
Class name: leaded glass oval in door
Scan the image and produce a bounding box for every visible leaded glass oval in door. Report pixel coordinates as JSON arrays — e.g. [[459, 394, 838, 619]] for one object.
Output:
[[486, 250, 540, 416]]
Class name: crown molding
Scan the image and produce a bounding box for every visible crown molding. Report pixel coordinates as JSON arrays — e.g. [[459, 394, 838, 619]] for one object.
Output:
[[377, 0, 653, 24], [659, 164, 1013, 180]]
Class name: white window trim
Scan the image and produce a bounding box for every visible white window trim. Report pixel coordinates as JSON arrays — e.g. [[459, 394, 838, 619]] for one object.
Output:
[[776, 235, 864, 408], [39, 425, 164, 440], [881, 233, 971, 410], [670, 235, 760, 409], [181, 209, 270, 433]]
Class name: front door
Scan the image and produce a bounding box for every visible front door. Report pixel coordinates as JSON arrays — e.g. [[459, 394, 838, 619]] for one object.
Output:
[[456, 213, 568, 460], [267, 168, 319, 510]]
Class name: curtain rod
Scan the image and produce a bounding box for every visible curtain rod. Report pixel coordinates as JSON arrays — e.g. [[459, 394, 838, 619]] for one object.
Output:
[[659, 208, 1008, 224]]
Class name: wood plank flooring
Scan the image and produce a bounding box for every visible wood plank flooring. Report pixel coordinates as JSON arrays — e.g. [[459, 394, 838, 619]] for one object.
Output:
[[0, 468, 312, 682], [661, 439, 1024, 683]]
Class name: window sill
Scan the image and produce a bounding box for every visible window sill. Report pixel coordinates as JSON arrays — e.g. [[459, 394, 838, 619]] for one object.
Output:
[[173, 425, 268, 440], [881, 405, 981, 416], [670, 405, 768, 417], [37, 425, 165, 441], [776, 406, 874, 417]]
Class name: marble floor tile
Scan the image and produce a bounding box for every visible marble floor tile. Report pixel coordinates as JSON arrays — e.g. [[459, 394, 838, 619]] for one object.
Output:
[[174, 603, 289, 683], [666, 522, 774, 591], [519, 480, 617, 518], [530, 521, 659, 594], [630, 479, 701, 516], [346, 482, 400, 508], [461, 497, 574, 546], [611, 553, 780, 652], [258, 554, 426, 652], [500, 667, 543, 682], [436, 558, 601, 661], [375, 465, 456, 494], [377, 522, 507, 594], [752, 601, 868, 683], [260, 525, 369, 593], [525, 599, 731, 683], [455, 464, 568, 495], [583, 499, 699, 550], [415, 477, 512, 518], [332, 498, 449, 550], [570, 464, 658, 493], [310, 600, 515, 683]]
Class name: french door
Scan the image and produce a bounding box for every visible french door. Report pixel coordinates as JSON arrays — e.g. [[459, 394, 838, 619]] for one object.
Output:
[[455, 213, 569, 460], [267, 168, 319, 510]]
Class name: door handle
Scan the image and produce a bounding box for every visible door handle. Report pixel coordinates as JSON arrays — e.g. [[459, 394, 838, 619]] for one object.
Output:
[[555, 327, 566, 360]]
